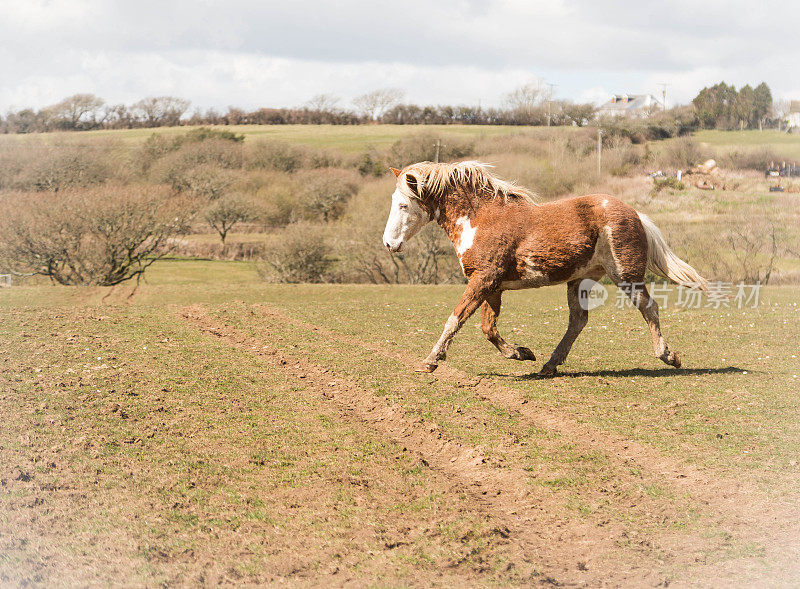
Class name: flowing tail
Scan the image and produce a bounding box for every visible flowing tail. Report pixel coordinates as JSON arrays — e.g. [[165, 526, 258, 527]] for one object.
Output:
[[637, 213, 709, 292]]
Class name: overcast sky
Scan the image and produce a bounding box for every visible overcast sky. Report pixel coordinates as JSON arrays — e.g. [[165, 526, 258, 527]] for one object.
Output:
[[1, 0, 798, 113]]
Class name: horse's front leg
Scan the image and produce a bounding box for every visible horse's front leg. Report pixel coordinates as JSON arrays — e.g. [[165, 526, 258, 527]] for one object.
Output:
[[481, 291, 536, 362], [418, 275, 497, 373]]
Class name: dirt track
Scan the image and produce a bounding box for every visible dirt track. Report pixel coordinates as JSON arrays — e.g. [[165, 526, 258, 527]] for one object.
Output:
[[181, 303, 800, 587]]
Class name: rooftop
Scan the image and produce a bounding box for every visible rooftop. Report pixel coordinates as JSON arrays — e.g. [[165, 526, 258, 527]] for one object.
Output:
[[598, 94, 661, 112]]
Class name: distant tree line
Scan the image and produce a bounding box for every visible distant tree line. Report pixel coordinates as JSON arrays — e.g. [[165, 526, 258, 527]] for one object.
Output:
[[0, 81, 783, 134], [1, 94, 192, 133], [692, 82, 773, 130], [0, 84, 600, 133]]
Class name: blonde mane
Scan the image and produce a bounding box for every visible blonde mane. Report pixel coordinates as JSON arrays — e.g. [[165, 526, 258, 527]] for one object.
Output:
[[400, 161, 538, 206]]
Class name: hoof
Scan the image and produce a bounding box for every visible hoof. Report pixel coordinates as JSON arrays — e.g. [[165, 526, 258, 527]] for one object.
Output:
[[538, 363, 558, 377], [660, 351, 682, 368], [514, 346, 536, 362], [415, 363, 438, 373]]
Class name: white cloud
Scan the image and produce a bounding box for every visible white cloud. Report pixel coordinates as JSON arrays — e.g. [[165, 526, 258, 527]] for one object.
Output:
[[1, 0, 799, 111]]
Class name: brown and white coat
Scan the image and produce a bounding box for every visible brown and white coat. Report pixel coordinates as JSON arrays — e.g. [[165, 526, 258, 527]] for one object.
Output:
[[382, 161, 708, 375]]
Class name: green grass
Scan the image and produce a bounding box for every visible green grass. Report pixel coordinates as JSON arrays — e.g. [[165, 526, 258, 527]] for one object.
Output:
[[0, 124, 545, 152], [2, 259, 798, 585], [694, 129, 800, 159]]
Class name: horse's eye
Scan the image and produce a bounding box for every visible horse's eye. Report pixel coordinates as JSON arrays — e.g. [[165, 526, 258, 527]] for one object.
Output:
[[399, 203, 409, 211]]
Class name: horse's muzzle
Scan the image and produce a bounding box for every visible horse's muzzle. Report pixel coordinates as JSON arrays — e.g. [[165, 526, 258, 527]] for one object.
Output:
[[384, 241, 404, 253]]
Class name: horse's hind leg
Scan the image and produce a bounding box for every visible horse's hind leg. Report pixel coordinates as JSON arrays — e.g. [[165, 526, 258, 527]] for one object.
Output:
[[481, 291, 536, 361], [540, 279, 589, 377], [618, 281, 681, 368]]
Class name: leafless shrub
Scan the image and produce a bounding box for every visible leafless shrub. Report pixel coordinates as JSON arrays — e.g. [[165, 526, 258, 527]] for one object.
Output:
[[492, 145, 600, 199], [715, 147, 784, 171], [388, 132, 474, 168], [296, 168, 360, 222], [603, 136, 643, 177], [173, 138, 243, 170], [472, 131, 552, 158], [668, 212, 786, 284], [340, 224, 462, 285], [259, 184, 299, 227], [245, 140, 343, 173], [149, 139, 243, 197], [335, 180, 463, 284], [0, 142, 120, 191], [258, 222, 332, 283], [245, 140, 307, 172], [136, 133, 181, 174], [168, 238, 264, 261], [151, 138, 243, 184], [657, 137, 709, 169], [0, 186, 193, 285], [136, 129, 244, 174], [169, 165, 235, 199], [307, 149, 343, 169], [241, 171, 300, 227]]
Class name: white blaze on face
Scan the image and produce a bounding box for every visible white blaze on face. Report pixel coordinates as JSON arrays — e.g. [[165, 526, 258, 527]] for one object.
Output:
[[454, 216, 476, 257], [382, 188, 429, 252]]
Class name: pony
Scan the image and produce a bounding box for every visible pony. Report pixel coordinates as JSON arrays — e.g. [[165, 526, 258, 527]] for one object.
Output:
[[382, 161, 708, 376]]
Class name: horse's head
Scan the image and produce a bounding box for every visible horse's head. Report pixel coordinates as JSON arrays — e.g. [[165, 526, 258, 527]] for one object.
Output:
[[382, 166, 431, 253]]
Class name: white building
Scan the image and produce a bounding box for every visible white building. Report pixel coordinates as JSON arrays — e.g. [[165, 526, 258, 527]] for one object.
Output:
[[597, 94, 662, 118], [786, 101, 800, 130]]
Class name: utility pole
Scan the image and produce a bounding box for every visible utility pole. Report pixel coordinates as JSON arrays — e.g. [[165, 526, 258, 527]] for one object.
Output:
[[597, 128, 602, 174], [546, 82, 557, 126], [434, 139, 442, 163], [657, 83, 669, 112]]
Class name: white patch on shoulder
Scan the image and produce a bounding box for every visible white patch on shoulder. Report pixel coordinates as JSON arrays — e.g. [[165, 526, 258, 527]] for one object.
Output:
[[455, 216, 476, 257], [602, 198, 609, 207]]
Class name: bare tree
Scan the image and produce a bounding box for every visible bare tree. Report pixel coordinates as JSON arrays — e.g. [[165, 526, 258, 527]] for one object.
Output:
[[352, 88, 405, 120], [773, 98, 791, 130], [504, 80, 545, 115], [204, 193, 255, 244], [306, 93, 340, 112], [103, 103, 133, 128], [46, 93, 105, 129], [132, 96, 191, 127]]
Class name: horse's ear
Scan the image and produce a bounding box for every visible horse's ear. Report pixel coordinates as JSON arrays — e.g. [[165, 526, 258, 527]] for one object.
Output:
[[405, 175, 419, 197], [389, 167, 401, 177]]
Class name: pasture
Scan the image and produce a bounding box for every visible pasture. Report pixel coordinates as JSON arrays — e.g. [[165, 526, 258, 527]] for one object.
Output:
[[2, 259, 799, 586], [694, 129, 800, 160], [0, 124, 542, 152], [1, 122, 799, 586], [6, 123, 800, 161]]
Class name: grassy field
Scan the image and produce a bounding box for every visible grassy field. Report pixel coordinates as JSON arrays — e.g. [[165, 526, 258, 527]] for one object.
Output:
[[693, 129, 800, 159], [0, 124, 552, 152], [4, 123, 800, 159], [2, 259, 799, 586]]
